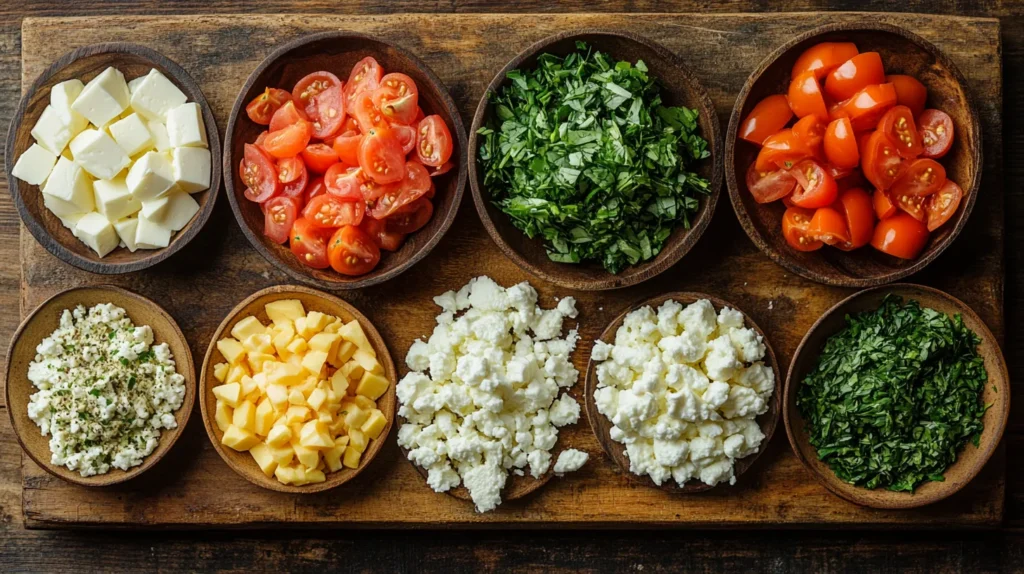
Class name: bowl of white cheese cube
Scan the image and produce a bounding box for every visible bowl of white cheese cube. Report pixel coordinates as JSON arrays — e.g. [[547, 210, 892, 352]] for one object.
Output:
[[5, 43, 220, 273]]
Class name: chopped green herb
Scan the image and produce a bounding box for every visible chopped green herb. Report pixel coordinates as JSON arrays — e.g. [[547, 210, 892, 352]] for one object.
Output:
[[127, 376, 137, 390]]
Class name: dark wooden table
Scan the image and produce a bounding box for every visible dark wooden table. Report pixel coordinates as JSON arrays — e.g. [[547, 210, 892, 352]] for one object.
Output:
[[1, 1, 1023, 571]]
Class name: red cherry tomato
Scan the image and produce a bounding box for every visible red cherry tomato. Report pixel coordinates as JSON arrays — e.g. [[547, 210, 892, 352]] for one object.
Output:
[[241, 143, 281, 203], [303, 194, 365, 229], [894, 191, 927, 221], [301, 143, 340, 174], [351, 91, 388, 133], [836, 83, 897, 131], [823, 117, 859, 169], [739, 94, 794, 145], [873, 188, 897, 220], [808, 206, 851, 246], [426, 161, 454, 178], [755, 129, 810, 172], [392, 124, 417, 155], [890, 158, 946, 198], [246, 87, 292, 125], [372, 73, 419, 125], [292, 71, 345, 140], [792, 42, 860, 80], [343, 57, 384, 114], [825, 52, 886, 102], [305, 176, 327, 204], [871, 213, 929, 259], [782, 206, 824, 251], [360, 217, 406, 251], [861, 130, 905, 190], [925, 179, 963, 231], [387, 198, 434, 234], [792, 115, 825, 159], [324, 164, 366, 200], [415, 115, 453, 167], [887, 75, 928, 118], [332, 131, 363, 167], [836, 187, 875, 248], [359, 128, 406, 184], [263, 196, 299, 244], [289, 217, 331, 269], [269, 100, 308, 132], [789, 160, 838, 209], [877, 106, 923, 158], [746, 162, 796, 204], [918, 109, 955, 159], [788, 71, 829, 122], [262, 120, 312, 159], [328, 225, 380, 276], [277, 156, 308, 198], [369, 161, 431, 219]]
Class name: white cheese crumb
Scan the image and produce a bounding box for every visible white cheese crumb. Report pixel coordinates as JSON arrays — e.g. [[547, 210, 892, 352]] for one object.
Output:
[[553, 448, 589, 475]]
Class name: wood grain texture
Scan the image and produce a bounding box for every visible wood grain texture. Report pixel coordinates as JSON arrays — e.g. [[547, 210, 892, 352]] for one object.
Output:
[[14, 12, 1004, 529]]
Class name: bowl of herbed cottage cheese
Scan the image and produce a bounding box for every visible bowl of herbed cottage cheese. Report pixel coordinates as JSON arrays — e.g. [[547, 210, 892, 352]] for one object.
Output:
[[585, 293, 780, 492], [5, 286, 194, 486]]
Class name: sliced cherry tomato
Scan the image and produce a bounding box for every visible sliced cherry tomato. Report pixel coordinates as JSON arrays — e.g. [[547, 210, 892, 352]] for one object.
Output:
[[746, 162, 796, 204], [825, 52, 886, 102], [241, 143, 282, 202], [303, 194, 365, 229], [792, 42, 860, 80], [918, 109, 954, 159], [292, 71, 345, 139], [246, 87, 292, 125], [262, 120, 312, 159], [788, 71, 829, 121], [269, 100, 308, 132], [925, 179, 963, 231], [836, 187, 875, 248], [324, 164, 366, 200], [373, 73, 419, 125], [894, 191, 926, 221], [789, 160, 838, 209], [808, 206, 851, 246], [290, 217, 331, 269], [263, 196, 299, 244], [301, 144, 339, 174], [792, 115, 825, 159], [359, 128, 406, 184], [305, 176, 327, 203], [369, 161, 430, 219], [392, 124, 417, 155], [328, 225, 380, 275], [424, 181, 436, 200], [887, 75, 928, 118], [823, 117, 859, 169], [343, 57, 384, 114], [871, 213, 929, 259], [782, 206, 824, 251], [332, 131, 363, 166], [416, 115, 453, 167], [755, 129, 810, 172], [837, 83, 897, 132], [352, 91, 388, 133], [277, 156, 308, 199], [254, 130, 269, 149], [861, 130, 905, 190], [890, 158, 946, 197], [878, 106, 923, 158], [873, 188, 897, 220], [739, 94, 794, 145], [387, 198, 434, 234], [426, 161, 454, 178], [360, 217, 405, 251]]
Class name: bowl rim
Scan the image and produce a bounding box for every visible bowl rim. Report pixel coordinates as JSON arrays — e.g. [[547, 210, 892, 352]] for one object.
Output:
[[222, 30, 468, 290], [5, 42, 222, 274], [724, 21, 983, 287], [467, 28, 723, 291], [782, 282, 1010, 508], [4, 284, 196, 486]]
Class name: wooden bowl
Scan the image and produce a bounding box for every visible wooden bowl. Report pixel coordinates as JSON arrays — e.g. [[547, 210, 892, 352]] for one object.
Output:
[[199, 284, 397, 493], [726, 23, 981, 287], [4, 285, 196, 486], [5, 43, 221, 274], [584, 292, 782, 492], [784, 283, 1009, 508], [468, 29, 723, 291], [224, 32, 467, 290]]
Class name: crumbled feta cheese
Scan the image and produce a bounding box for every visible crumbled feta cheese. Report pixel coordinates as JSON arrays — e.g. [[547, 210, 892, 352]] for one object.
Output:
[[553, 448, 589, 475]]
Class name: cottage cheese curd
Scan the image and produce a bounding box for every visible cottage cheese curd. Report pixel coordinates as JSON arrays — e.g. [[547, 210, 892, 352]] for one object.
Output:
[[397, 277, 586, 512], [26, 303, 186, 477], [592, 299, 774, 488]]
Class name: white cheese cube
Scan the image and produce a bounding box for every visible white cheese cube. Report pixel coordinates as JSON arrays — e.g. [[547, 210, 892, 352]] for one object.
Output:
[[146, 120, 172, 152], [69, 129, 131, 180], [157, 190, 200, 231], [49, 79, 88, 136], [140, 195, 170, 221], [170, 146, 211, 193], [166, 102, 207, 148], [12, 143, 58, 185], [93, 177, 140, 221], [42, 157, 94, 213], [135, 212, 172, 249], [126, 151, 175, 200], [30, 105, 74, 155], [129, 69, 187, 121], [127, 76, 146, 95], [74, 212, 119, 257], [59, 212, 86, 235], [113, 217, 139, 252], [108, 113, 153, 157], [71, 67, 130, 127], [44, 192, 86, 219]]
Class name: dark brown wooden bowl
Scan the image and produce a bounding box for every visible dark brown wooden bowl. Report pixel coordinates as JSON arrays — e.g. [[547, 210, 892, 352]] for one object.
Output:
[[584, 292, 782, 492], [726, 23, 981, 287], [5, 43, 221, 274], [5, 285, 196, 486], [468, 29, 722, 291], [784, 283, 1009, 508], [199, 285, 396, 493], [224, 32, 467, 290]]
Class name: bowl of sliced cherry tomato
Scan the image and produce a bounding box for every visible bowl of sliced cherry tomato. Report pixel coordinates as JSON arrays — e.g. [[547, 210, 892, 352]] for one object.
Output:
[[726, 22, 981, 287], [224, 31, 466, 289]]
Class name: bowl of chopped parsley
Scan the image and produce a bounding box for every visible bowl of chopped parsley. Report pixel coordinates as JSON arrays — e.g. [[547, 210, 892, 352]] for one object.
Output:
[[784, 284, 1009, 509], [469, 30, 722, 290]]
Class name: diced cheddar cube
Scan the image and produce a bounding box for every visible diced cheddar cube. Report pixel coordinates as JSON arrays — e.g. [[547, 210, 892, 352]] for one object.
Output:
[[343, 404, 369, 430], [361, 409, 388, 440], [214, 400, 233, 432], [323, 445, 346, 472], [323, 319, 341, 334], [285, 405, 310, 425], [353, 395, 375, 411], [240, 375, 257, 397], [299, 420, 334, 449], [267, 424, 292, 447], [288, 388, 306, 406], [293, 442, 320, 469], [226, 363, 250, 384], [254, 399, 276, 436], [342, 446, 362, 469], [213, 362, 228, 382], [265, 383, 288, 410], [272, 323, 295, 356], [317, 410, 333, 424], [307, 388, 327, 411], [212, 382, 241, 407], [330, 370, 350, 397], [294, 316, 310, 339], [356, 371, 390, 400], [266, 362, 304, 386], [242, 333, 273, 354], [348, 429, 368, 453], [286, 337, 308, 356], [306, 311, 329, 332], [268, 443, 294, 466], [221, 425, 260, 451], [303, 469, 326, 484], [301, 350, 328, 375], [249, 442, 278, 477], [274, 464, 297, 484], [216, 337, 246, 364], [247, 352, 275, 375], [340, 360, 364, 383], [336, 340, 357, 364], [339, 320, 374, 356], [231, 315, 267, 341], [334, 435, 350, 447], [232, 400, 256, 432], [329, 416, 346, 436], [265, 299, 305, 325], [308, 332, 340, 355], [352, 349, 383, 375]]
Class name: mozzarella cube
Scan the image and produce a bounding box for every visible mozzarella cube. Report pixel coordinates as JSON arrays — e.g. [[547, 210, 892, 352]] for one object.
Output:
[[140, 195, 170, 221], [127, 75, 146, 95], [108, 113, 153, 157], [31, 105, 74, 155], [129, 69, 187, 121], [43, 193, 85, 219], [135, 211, 172, 249], [112, 217, 139, 252], [126, 151, 175, 200], [12, 143, 58, 185], [170, 146, 211, 193], [49, 79, 88, 135], [166, 102, 207, 148], [71, 67, 130, 127], [42, 157, 94, 213], [73, 212, 119, 257], [69, 129, 130, 180], [93, 177, 140, 221], [146, 119, 172, 151], [156, 190, 200, 231]]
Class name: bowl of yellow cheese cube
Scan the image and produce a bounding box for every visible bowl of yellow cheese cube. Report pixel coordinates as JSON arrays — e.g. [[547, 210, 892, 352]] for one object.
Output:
[[200, 285, 395, 492]]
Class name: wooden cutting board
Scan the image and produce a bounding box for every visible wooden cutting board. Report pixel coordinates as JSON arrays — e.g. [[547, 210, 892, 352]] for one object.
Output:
[[16, 12, 1005, 528]]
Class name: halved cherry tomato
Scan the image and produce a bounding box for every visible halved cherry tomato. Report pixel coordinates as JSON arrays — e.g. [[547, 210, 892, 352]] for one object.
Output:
[[388, 198, 434, 234], [782, 206, 824, 251], [894, 191, 927, 221], [328, 225, 380, 275], [359, 128, 406, 184], [392, 124, 417, 155], [788, 71, 829, 121], [887, 75, 928, 118], [332, 131, 363, 166], [792, 42, 860, 80], [344, 57, 384, 114], [739, 94, 794, 145], [755, 129, 810, 172], [369, 161, 430, 219], [263, 196, 299, 244], [825, 52, 886, 102], [824, 117, 859, 169], [918, 109, 954, 159], [277, 156, 308, 198], [292, 71, 345, 139], [301, 143, 340, 174], [836, 187, 875, 248], [861, 130, 904, 190], [303, 194, 365, 229], [792, 115, 825, 159], [269, 100, 308, 132], [746, 162, 796, 204], [373, 73, 419, 125], [878, 106, 923, 158], [360, 217, 405, 251], [262, 120, 312, 159], [305, 176, 327, 203], [808, 206, 851, 245], [925, 179, 963, 231], [351, 91, 388, 133], [424, 181, 436, 199], [241, 143, 282, 202], [871, 213, 929, 259], [416, 115, 453, 167], [836, 83, 897, 131], [290, 217, 331, 269], [254, 130, 269, 149], [426, 161, 453, 178], [789, 160, 838, 208], [872, 188, 897, 219], [890, 158, 946, 197], [324, 164, 366, 200], [246, 87, 292, 125]]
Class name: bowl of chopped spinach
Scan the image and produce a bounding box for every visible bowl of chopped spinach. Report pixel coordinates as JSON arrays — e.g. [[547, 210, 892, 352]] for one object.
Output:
[[784, 284, 1008, 508], [469, 30, 721, 290]]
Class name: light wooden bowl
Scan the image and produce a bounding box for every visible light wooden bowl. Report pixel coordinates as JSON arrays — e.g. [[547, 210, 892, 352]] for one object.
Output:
[[199, 285, 397, 493], [4, 285, 196, 486], [468, 29, 722, 291], [784, 283, 1009, 508], [584, 292, 781, 492], [224, 31, 467, 290], [5, 43, 221, 274], [726, 22, 981, 287]]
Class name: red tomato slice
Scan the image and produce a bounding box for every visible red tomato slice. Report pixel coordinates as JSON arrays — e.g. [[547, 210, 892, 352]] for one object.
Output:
[[836, 187, 875, 248], [789, 160, 838, 209], [241, 143, 282, 202], [824, 117, 859, 169], [918, 109, 954, 159], [739, 94, 794, 145], [328, 225, 381, 275], [246, 87, 292, 125], [352, 91, 388, 134], [415, 115, 453, 167], [755, 129, 810, 172], [303, 195, 365, 229], [269, 100, 308, 132], [392, 124, 417, 155], [871, 213, 929, 259], [263, 196, 299, 244], [825, 52, 886, 102], [746, 162, 796, 204], [426, 161, 453, 178], [894, 191, 927, 221], [861, 130, 905, 190], [301, 144, 339, 174], [877, 106, 923, 158], [837, 83, 897, 131], [373, 73, 419, 125], [873, 188, 897, 220], [332, 131, 363, 166], [369, 161, 431, 219], [792, 42, 860, 80], [359, 128, 406, 184], [324, 164, 366, 200], [808, 206, 851, 246], [292, 71, 345, 140], [305, 176, 327, 204], [262, 120, 312, 159], [360, 217, 405, 251], [290, 217, 331, 269], [788, 71, 829, 121], [782, 206, 824, 251], [925, 179, 963, 231], [277, 156, 308, 199], [887, 75, 928, 118], [792, 115, 825, 160], [387, 198, 433, 234], [890, 158, 946, 197], [343, 57, 384, 114]]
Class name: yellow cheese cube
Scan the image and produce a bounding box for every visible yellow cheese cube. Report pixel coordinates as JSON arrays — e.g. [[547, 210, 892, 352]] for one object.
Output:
[[274, 464, 295, 484], [334, 435, 350, 447], [221, 425, 260, 451], [254, 399, 276, 436], [308, 332, 341, 355], [352, 349, 383, 375], [299, 420, 334, 449], [213, 362, 229, 382], [285, 405, 310, 425], [266, 362, 304, 386], [339, 360, 364, 384], [323, 445, 346, 472], [265, 384, 289, 410], [303, 468, 326, 484], [330, 370, 350, 397], [307, 311, 330, 331], [265, 299, 305, 325], [342, 446, 362, 469], [231, 316, 267, 341], [307, 388, 327, 411], [217, 337, 246, 365], [288, 388, 306, 407], [232, 400, 256, 432], [272, 323, 295, 357], [317, 410, 333, 424], [348, 428, 368, 453], [329, 416, 346, 436], [361, 409, 388, 440], [268, 443, 295, 466], [343, 404, 369, 430], [356, 371, 390, 400], [242, 333, 273, 354], [323, 319, 341, 334], [292, 442, 320, 469], [252, 372, 267, 391], [249, 442, 278, 477], [215, 400, 233, 432], [353, 395, 375, 411], [226, 363, 250, 384], [336, 340, 357, 364], [267, 424, 292, 448], [294, 316, 310, 339], [286, 337, 308, 356], [240, 375, 257, 397], [339, 320, 375, 356], [301, 350, 328, 375], [212, 383, 242, 408]]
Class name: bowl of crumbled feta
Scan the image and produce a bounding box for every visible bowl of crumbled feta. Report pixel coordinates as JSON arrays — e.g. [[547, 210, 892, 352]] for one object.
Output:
[[5, 285, 194, 486], [585, 293, 780, 492], [396, 276, 591, 513]]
